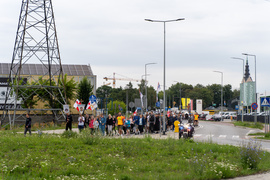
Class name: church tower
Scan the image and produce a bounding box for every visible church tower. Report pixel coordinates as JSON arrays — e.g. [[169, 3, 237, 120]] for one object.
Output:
[[240, 58, 255, 107]]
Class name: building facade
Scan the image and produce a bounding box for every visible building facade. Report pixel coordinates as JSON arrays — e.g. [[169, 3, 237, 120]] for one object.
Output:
[[0, 63, 96, 113]]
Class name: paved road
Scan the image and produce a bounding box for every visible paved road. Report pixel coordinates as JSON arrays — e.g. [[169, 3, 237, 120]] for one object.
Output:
[[193, 120, 270, 152], [194, 120, 270, 180]]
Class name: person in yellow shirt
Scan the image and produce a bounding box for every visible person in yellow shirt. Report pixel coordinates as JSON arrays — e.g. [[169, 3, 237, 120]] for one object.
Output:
[[194, 112, 199, 126], [174, 119, 180, 133], [174, 119, 181, 139], [117, 112, 125, 136]]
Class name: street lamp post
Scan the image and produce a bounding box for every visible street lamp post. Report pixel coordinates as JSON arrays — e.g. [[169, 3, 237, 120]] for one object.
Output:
[[145, 63, 157, 112], [242, 53, 257, 124], [231, 57, 245, 122], [141, 74, 150, 114], [125, 86, 129, 119], [213, 71, 223, 120], [145, 18, 185, 135]]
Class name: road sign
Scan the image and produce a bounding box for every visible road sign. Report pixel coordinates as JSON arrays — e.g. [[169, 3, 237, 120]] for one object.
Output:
[[261, 97, 270, 107], [235, 105, 239, 110], [129, 102, 135, 108], [89, 95, 97, 103], [251, 103, 258, 110], [156, 102, 160, 107]]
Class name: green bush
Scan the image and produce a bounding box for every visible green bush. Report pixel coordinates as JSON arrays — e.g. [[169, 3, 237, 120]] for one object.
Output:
[[240, 139, 262, 169], [61, 130, 77, 139], [80, 129, 101, 145]]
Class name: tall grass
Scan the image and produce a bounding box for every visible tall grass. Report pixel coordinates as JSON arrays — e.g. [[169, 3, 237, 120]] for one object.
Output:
[[0, 130, 270, 179], [233, 121, 264, 130]]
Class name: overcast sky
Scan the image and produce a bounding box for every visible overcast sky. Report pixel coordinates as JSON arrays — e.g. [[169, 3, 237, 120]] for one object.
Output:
[[1, 0, 270, 95]]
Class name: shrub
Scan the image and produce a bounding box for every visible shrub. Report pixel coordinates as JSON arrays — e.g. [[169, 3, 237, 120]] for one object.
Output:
[[240, 139, 262, 169], [80, 129, 100, 145], [61, 130, 77, 139], [265, 133, 270, 138]]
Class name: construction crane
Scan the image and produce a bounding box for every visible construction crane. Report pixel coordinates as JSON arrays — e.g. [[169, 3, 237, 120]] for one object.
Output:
[[103, 82, 111, 86], [104, 72, 140, 88]]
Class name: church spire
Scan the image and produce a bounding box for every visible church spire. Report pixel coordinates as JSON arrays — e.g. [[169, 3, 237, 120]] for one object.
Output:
[[243, 57, 253, 82]]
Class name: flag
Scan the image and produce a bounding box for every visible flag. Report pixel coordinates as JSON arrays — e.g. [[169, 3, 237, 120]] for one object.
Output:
[[156, 82, 161, 102], [139, 90, 144, 108], [73, 99, 81, 111], [157, 82, 161, 93], [133, 109, 137, 116], [86, 101, 98, 110], [167, 110, 170, 117]]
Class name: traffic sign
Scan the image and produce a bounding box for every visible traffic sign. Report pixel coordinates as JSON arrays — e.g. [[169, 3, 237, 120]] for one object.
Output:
[[251, 103, 258, 110], [156, 102, 160, 107], [89, 95, 97, 103], [235, 105, 239, 110], [261, 97, 270, 107], [129, 102, 135, 108]]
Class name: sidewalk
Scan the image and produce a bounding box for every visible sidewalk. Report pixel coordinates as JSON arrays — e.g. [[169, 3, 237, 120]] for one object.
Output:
[[227, 172, 270, 180]]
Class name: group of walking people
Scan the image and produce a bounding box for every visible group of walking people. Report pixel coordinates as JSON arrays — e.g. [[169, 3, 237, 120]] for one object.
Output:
[[22, 110, 199, 137], [65, 111, 199, 136]]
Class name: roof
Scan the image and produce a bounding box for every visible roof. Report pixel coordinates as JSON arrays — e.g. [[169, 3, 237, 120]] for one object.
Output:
[[0, 63, 94, 76]]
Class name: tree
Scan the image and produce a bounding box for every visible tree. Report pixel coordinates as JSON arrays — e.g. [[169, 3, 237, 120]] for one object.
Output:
[[223, 84, 233, 106], [77, 76, 94, 107], [108, 100, 126, 115], [138, 79, 146, 95], [11, 78, 38, 109], [232, 89, 240, 99], [147, 86, 156, 109], [166, 83, 193, 108], [36, 74, 77, 108], [207, 84, 222, 107], [186, 87, 213, 109], [60, 74, 77, 105], [110, 87, 126, 102], [96, 85, 112, 98]]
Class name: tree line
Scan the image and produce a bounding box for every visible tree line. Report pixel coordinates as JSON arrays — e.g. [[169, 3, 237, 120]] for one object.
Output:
[[96, 80, 240, 114]]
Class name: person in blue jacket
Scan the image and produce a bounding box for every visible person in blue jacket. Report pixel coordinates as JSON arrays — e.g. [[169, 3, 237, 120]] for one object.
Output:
[[137, 114, 145, 134], [133, 113, 140, 135], [99, 114, 106, 136]]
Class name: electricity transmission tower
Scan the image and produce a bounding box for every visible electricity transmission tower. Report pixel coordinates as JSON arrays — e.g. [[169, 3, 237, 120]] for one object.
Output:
[[2, 0, 66, 128]]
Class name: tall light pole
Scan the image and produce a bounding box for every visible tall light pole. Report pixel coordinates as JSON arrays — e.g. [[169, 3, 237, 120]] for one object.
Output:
[[141, 74, 150, 114], [145, 18, 185, 135], [174, 81, 182, 110], [125, 86, 129, 118], [242, 53, 257, 124], [231, 57, 245, 122], [213, 71, 223, 120], [145, 63, 157, 112]]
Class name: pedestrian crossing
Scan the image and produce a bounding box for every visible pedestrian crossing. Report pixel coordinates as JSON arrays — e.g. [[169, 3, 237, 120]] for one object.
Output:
[[193, 134, 248, 139]]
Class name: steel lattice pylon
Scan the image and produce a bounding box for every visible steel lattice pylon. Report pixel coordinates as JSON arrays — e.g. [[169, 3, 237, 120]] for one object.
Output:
[[2, 0, 66, 127]]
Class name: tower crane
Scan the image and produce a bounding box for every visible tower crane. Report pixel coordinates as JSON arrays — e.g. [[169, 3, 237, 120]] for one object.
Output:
[[103, 82, 111, 86], [104, 72, 140, 88]]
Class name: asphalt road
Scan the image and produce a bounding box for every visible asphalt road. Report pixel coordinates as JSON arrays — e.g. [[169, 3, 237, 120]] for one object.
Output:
[[192, 120, 270, 152]]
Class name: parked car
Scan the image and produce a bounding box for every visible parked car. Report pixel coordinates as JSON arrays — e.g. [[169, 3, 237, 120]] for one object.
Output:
[[212, 114, 222, 121], [222, 112, 229, 119], [258, 112, 267, 116], [199, 114, 207, 120]]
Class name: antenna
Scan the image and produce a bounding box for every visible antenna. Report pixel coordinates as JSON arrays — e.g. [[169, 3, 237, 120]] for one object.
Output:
[[2, 0, 66, 127]]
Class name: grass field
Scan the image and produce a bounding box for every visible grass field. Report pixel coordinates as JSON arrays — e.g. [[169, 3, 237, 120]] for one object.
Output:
[[1, 129, 270, 180], [233, 121, 264, 130], [248, 132, 270, 140]]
